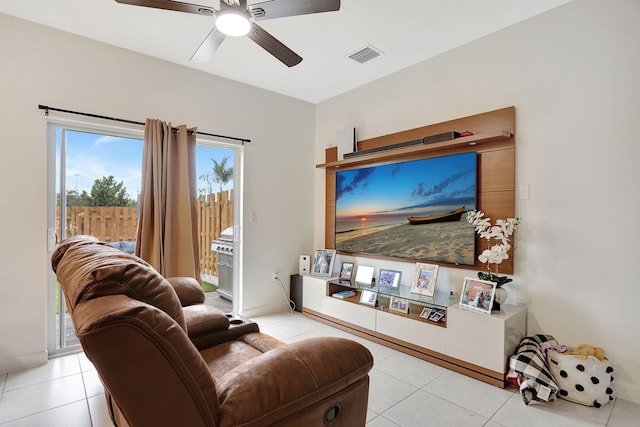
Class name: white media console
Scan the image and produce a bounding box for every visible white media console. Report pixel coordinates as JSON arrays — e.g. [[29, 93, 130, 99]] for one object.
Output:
[[302, 275, 526, 387]]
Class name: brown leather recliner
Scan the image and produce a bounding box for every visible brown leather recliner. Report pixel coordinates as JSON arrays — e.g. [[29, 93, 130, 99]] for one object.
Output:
[[52, 236, 373, 427]]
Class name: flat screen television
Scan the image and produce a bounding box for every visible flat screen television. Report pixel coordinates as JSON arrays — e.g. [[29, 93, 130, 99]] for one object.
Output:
[[335, 152, 477, 266]]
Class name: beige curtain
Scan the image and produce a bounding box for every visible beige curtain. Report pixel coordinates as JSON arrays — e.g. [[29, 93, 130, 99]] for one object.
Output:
[[135, 118, 200, 279]]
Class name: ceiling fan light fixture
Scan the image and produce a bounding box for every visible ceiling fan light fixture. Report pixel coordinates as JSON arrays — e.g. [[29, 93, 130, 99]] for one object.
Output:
[[216, 10, 251, 37]]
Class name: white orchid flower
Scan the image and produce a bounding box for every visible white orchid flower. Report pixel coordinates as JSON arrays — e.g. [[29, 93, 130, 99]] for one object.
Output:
[[468, 209, 520, 272]]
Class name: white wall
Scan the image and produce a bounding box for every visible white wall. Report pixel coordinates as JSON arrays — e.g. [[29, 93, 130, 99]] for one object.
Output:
[[315, 0, 640, 403], [0, 13, 315, 371]]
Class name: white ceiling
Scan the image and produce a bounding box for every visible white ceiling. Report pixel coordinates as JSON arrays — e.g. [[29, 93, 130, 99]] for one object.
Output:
[[1, 0, 571, 103]]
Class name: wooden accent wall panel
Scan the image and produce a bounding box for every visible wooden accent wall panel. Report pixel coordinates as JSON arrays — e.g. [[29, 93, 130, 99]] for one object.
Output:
[[325, 172, 336, 248], [319, 107, 516, 274], [358, 107, 515, 152], [325, 146, 338, 163]]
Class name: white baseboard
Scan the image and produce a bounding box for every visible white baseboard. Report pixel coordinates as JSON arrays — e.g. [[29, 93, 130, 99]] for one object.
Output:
[[0, 350, 48, 375]]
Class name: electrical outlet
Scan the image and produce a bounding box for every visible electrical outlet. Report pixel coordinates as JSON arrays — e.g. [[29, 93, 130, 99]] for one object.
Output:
[[272, 272, 279, 281]]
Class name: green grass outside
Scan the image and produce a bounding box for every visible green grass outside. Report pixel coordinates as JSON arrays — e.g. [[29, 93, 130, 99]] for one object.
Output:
[[56, 281, 61, 314], [201, 279, 218, 293]]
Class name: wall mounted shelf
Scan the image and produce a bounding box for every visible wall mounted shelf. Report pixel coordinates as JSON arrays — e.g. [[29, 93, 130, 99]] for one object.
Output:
[[317, 130, 513, 169]]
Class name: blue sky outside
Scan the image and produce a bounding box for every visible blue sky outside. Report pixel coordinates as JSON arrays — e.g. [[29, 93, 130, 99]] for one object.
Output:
[[60, 129, 234, 200], [335, 152, 477, 221]]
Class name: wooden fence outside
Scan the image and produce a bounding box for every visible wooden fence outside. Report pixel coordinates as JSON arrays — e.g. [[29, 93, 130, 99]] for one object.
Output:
[[198, 190, 234, 277], [57, 206, 138, 243], [56, 190, 233, 277]]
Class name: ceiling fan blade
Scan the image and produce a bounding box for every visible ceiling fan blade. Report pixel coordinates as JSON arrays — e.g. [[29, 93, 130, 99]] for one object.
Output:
[[247, 22, 302, 67], [249, 0, 340, 21], [114, 0, 215, 17], [220, 0, 246, 8], [190, 26, 226, 63]]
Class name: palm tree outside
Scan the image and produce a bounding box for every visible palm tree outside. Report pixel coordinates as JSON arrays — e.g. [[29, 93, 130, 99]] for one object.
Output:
[[199, 156, 233, 196], [211, 157, 233, 193]]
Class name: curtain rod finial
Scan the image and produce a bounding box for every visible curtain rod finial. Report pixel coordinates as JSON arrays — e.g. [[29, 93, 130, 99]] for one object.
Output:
[[38, 104, 50, 116]]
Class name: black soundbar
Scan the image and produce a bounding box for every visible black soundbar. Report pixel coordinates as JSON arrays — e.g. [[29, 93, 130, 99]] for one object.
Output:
[[343, 138, 423, 159], [343, 131, 461, 159]]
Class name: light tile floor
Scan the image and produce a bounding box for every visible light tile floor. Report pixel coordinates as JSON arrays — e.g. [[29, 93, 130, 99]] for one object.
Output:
[[1, 311, 638, 426]]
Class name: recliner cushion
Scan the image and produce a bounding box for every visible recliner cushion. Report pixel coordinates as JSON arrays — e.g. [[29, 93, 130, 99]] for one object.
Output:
[[200, 332, 284, 380]]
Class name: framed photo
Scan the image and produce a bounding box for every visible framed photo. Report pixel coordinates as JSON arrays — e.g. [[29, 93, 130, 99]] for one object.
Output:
[[359, 289, 377, 306], [378, 269, 401, 288], [311, 249, 336, 277], [429, 309, 445, 322], [354, 265, 375, 286], [339, 262, 354, 282], [389, 296, 409, 314], [459, 277, 496, 315], [410, 263, 439, 296], [418, 307, 432, 319]]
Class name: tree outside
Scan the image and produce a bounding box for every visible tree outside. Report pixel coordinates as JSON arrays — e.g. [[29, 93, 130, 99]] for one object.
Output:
[[88, 175, 136, 206], [61, 175, 136, 207], [64, 189, 90, 206], [200, 156, 233, 196]]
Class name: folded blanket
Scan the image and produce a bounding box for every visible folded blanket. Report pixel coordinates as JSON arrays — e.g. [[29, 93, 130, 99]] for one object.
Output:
[[508, 334, 559, 405]]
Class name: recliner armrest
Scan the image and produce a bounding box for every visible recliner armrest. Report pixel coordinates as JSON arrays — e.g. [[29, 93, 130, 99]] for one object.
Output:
[[166, 277, 260, 349], [216, 337, 373, 426], [183, 304, 230, 335], [183, 306, 261, 349], [166, 277, 205, 306]]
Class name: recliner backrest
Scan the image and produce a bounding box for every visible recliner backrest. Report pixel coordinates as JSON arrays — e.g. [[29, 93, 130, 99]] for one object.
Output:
[[53, 235, 186, 332]]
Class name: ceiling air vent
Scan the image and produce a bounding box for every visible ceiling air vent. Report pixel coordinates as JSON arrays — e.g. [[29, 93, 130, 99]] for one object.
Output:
[[348, 45, 383, 64]]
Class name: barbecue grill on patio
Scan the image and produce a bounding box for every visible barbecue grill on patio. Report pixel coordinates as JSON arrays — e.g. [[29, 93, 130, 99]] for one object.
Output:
[[211, 226, 233, 301]]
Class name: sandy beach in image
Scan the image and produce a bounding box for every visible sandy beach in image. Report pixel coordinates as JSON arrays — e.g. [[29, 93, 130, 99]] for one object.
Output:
[[336, 218, 475, 265]]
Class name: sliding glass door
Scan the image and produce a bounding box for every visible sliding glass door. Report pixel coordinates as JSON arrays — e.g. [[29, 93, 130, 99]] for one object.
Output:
[[46, 120, 144, 354], [195, 143, 239, 313], [46, 118, 243, 355]]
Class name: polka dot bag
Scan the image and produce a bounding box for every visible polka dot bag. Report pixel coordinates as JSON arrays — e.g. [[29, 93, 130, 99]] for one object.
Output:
[[546, 349, 614, 407]]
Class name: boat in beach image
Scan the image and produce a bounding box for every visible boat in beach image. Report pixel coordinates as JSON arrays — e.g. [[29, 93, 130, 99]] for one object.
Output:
[[407, 206, 466, 225]]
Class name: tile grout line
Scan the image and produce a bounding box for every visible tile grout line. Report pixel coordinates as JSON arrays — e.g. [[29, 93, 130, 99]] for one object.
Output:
[[603, 398, 618, 427], [0, 398, 89, 426], [374, 387, 422, 426], [77, 353, 97, 427], [418, 386, 492, 423]]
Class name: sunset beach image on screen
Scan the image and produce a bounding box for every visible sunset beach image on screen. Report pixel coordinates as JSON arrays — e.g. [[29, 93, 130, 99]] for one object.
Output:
[[334, 152, 477, 265]]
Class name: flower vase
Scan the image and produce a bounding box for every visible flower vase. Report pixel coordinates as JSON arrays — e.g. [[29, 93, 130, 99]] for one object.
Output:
[[493, 287, 508, 311]]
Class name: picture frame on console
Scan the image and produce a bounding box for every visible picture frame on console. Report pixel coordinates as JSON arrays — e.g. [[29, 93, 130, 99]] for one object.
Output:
[[459, 277, 496, 315], [359, 289, 377, 306], [418, 307, 432, 319], [411, 263, 439, 297], [354, 265, 375, 287], [378, 269, 401, 288], [311, 249, 336, 277], [389, 297, 409, 314], [339, 262, 354, 283], [429, 309, 445, 323]]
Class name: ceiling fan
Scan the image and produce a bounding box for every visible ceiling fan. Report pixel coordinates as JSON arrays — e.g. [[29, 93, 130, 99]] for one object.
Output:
[[114, 0, 341, 67]]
